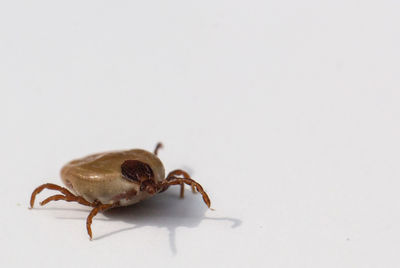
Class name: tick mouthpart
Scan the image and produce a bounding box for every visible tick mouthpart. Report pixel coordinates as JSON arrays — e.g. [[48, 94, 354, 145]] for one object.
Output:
[[140, 180, 157, 194], [145, 185, 156, 195]]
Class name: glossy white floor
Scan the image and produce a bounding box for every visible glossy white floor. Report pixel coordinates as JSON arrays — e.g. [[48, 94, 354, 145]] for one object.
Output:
[[1, 1, 399, 267]]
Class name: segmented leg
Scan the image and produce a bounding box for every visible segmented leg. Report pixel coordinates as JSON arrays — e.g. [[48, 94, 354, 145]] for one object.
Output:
[[180, 182, 185, 198], [30, 183, 116, 239], [162, 176, 211, 208], [39, 193, 92, 207], [30, 183, 83, 208], [154, 142, 163, 156], [86, 203, 114, 240], [166, 169, 197, 198]]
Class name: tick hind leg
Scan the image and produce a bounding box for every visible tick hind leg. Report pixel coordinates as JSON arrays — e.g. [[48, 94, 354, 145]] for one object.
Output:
[[162, 172, 211, 208], [30, 183, 92, 208], [39, 193, 92, 207], [30, 183, 115, 239]]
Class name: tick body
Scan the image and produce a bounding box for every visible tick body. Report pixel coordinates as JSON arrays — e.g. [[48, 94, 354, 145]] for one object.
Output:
[[30, 143, 211, 239]]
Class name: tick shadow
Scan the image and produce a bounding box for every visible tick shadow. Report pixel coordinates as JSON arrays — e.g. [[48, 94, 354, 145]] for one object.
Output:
[[34, 207, 89, 212], [58, 188, 241, 254]]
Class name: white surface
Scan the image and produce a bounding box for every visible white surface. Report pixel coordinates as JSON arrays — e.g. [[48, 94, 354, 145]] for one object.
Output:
[[1, 1, 400, 267]]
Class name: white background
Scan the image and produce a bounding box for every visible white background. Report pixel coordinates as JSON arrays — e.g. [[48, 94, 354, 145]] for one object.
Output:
[[1, 1, 400, 267]]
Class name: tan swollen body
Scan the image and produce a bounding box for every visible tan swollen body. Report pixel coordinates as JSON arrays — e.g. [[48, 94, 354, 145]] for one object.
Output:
[[60, 149, 165, 206]]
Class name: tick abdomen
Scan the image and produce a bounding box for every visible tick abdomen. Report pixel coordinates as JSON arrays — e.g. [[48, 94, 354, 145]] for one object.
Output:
[[60, 149, 165, 205]]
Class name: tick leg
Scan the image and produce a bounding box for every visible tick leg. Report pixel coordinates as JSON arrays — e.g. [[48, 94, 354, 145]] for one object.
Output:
[[30, 183, 78, 208], [162, 176, 211, 208], [86, 203, 114, 240], [154, 142, 163, 156], [39, 194, 92, 207], [166, 169, 198, 198], [180, 182, 185, 198]]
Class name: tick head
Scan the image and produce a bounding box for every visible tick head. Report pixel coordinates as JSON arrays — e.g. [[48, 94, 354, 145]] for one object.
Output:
[[121, 160, 156, 194]]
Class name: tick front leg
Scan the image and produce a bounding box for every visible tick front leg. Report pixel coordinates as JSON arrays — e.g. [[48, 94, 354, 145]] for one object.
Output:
[[162, 175, 211, 208], [166, 170, 198, 198], [86, 203, 114, 240]]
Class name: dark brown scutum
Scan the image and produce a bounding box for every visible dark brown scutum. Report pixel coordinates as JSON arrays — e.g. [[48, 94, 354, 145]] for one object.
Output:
[[121, 160, 154, 183]]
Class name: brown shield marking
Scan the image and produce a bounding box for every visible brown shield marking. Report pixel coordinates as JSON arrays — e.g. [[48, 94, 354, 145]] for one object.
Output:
[[121, 160, 154, 183]]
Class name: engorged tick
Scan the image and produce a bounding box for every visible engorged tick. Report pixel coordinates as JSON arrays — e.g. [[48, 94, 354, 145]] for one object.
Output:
[[30, 143, 211, 239]]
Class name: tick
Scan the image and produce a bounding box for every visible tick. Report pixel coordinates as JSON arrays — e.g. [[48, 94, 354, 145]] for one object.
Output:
[[30, 143, 211, 239]]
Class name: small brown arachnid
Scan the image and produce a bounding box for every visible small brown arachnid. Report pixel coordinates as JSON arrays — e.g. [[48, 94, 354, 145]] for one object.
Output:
[[30, 143, 211, 239]]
